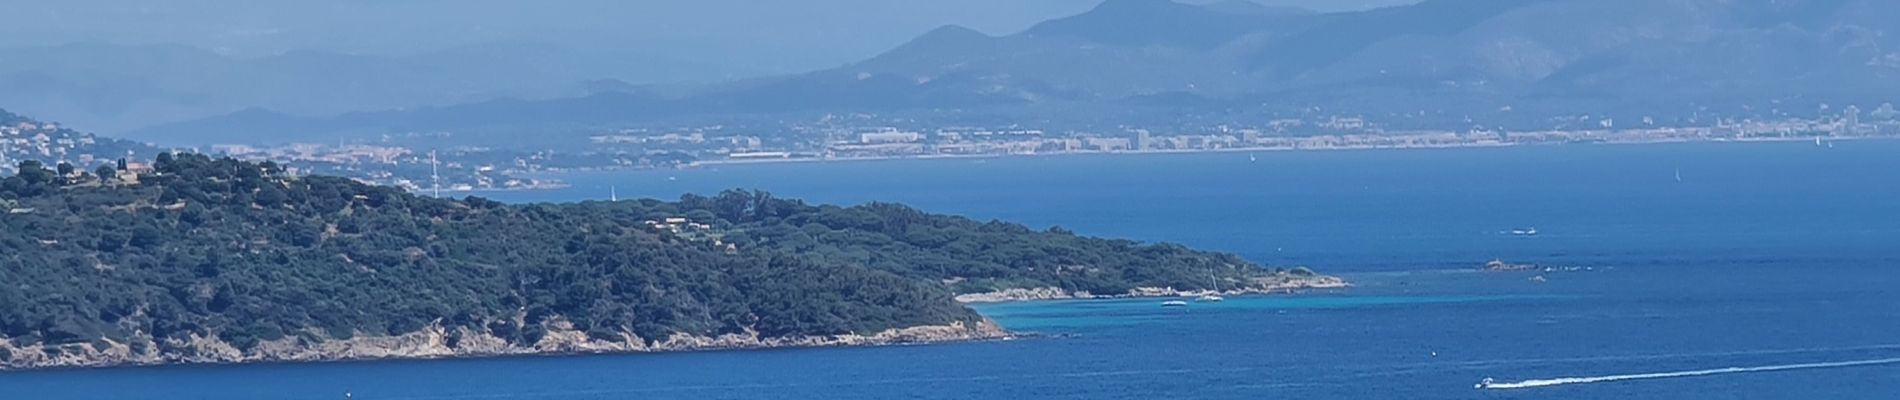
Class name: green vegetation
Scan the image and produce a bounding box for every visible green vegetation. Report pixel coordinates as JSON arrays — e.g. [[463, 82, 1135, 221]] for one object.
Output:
[[701, 192, 1297, 295], [0, 154, 1299, 355]]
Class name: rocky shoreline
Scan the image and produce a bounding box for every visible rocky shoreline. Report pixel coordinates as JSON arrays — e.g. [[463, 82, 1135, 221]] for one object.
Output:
[[954, 276, 1349, 303], [0, 275, 1348, 370], [0, 318, 1008, 371]]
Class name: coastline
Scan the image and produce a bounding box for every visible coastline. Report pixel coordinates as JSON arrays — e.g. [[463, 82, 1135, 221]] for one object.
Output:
[[688, 134, 1895, 169], [0, 319, 1009, 372], [0, 275, 1354, 371], [473, 135, 1897, 192], [954, 276, 1350, 304]]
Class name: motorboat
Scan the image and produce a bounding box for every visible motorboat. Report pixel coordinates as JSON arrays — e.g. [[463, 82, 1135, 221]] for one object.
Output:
[[1161, 300, 1189, 307]]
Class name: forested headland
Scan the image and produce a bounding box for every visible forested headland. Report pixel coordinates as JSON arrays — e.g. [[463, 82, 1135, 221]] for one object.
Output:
[[0, 154, 1333, 369]]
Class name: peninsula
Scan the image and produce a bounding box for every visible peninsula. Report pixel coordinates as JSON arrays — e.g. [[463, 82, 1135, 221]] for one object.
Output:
[[0, 154, 1335, 369]]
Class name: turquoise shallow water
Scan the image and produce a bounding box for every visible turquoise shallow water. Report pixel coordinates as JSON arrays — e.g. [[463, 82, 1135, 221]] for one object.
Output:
[[973, 294, 1569, 330], [6, 141, 1899, 399]]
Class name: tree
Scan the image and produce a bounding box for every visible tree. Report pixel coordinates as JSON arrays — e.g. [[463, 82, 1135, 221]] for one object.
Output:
[[154, 152, 175, 171], [255, 185, 290, 207], [128, 226, 165, 249], [95, 166, 117, 181], [15, 161, 50, 186]]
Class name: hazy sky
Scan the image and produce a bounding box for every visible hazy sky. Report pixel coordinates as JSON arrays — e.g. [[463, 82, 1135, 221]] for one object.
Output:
[[0, 0, 1419, 75]]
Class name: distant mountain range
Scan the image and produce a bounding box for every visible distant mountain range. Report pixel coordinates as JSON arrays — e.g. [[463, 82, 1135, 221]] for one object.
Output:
[[134, 0, 1900, 145]]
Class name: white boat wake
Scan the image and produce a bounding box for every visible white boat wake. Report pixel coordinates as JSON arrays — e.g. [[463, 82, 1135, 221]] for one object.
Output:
[[1480, 357, 1900, 390]]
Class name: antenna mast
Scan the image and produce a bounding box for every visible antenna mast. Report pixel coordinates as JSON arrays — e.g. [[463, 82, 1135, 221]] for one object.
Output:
[[430, 150, 440, 197]]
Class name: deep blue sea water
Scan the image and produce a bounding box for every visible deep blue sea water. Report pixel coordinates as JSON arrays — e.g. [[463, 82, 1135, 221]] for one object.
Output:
[[6, 141, 1899, 399]]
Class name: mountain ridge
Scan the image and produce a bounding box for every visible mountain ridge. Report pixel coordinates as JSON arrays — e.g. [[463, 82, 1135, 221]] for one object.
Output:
[[131, 0, 1900, 145]]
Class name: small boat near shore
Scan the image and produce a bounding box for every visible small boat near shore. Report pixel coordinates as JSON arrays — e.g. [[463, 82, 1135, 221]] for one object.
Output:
[[1196, 272, 1225, 302], [1161, 300, 1189, 307]]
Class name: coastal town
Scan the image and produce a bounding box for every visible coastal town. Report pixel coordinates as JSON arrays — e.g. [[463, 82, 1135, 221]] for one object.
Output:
[[174, 105, 1900, 193], [0, 117, 154, 176], [10, 105, 1899, 193], [723, 104, 1900, 162]]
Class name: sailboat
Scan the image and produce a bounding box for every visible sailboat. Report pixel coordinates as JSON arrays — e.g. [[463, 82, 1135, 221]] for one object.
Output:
[[1248, 153, 1257, 162], [1816, 136, 1824, 146], [1674, 167, 1683, 183], [1196, 272, 1225, 302]]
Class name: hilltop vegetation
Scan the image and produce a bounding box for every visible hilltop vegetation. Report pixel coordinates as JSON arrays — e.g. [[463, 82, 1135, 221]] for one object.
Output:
[[705, 193, 1313, 296], [0, 154, 1313, 367]]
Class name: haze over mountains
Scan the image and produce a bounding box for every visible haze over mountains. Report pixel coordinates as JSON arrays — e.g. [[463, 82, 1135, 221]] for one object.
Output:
[[12, 0, 1900, 146], [848, 0, 1900, 108], [709, 0, 1900, 107], [126, 0, 1900, 146], [2, 0, 1414, 137], [0, 42, 697, 133]]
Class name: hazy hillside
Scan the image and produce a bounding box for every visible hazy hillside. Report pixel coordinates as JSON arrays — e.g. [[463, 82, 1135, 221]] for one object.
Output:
[[135, 0, 1900, 144], [839, 0, 1900, 103], [0, 42, 737, 136], [0, 108, 159, 173]]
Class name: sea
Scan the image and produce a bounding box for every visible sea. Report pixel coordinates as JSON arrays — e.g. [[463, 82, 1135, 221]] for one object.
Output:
[[6, 141, 1898, 399]]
